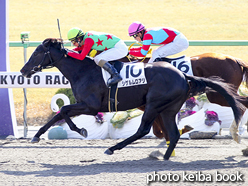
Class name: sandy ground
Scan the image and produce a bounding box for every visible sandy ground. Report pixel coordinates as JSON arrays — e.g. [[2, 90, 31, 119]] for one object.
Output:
[[0, 128, 248, 186]]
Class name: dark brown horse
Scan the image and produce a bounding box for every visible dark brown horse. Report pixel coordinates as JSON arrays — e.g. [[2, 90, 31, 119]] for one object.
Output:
[[20, 39, 244, 160], [122, 53, 248, 142]]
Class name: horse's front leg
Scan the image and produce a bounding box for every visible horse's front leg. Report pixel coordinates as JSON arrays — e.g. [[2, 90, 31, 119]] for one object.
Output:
[[31, 102, 92, 143], [105, 108, 158, 155], [61, 104, 92, 137], [31, 113, 63, 143]]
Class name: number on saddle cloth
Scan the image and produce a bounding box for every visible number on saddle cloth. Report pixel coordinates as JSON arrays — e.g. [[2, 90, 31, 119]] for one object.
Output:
[[154, 56, 193, 75], [106, 60, 148, 112]]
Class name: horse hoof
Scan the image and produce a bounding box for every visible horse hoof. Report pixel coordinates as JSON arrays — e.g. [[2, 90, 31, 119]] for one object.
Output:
[[31, 137, 40, 143], [80, 128, 88, 138], [242, 147, 248, 156], [229, 127, 241, 143], [163, 156, 170, 161], [233, 134, 241, 144], [104, 149, 113, 155]]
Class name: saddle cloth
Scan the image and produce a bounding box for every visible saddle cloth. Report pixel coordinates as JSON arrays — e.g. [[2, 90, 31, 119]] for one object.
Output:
[[102, 62, 147, 88], [155, 55, 193, 76]]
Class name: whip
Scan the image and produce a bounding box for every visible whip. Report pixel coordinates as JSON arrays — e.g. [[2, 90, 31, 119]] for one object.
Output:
[[57, 18, 66, 54]]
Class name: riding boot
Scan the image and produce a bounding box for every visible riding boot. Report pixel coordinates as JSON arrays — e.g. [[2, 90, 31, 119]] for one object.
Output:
[[102, 62, 122, 87]]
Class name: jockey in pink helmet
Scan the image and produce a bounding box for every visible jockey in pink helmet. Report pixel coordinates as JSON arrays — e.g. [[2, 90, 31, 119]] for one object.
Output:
[[128, 21, 189, 63], [128, 22, 145, 38]]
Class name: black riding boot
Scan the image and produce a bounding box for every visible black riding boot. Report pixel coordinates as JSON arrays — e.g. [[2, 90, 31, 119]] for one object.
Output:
[[102, 62, 122, 87]]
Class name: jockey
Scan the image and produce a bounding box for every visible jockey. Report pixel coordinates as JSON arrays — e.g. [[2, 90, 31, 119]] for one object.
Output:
[[128, 21, 189, 63], [66, 27, 128, 87]]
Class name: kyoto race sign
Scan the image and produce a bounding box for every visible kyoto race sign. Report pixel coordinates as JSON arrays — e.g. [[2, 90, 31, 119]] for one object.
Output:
[[0, 72, 70, 88]]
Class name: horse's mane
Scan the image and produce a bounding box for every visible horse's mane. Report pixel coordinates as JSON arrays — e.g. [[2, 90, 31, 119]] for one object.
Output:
[[42, 38, 66, 51], [42, 38, 63, 45]]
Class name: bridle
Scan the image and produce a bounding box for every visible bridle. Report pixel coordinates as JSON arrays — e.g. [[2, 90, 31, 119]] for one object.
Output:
[[31, 44, 64, 73]]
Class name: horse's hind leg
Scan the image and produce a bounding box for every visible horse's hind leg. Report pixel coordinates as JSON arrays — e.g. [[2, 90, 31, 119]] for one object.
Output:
[[139, 105, 169, 139], [141, 106, 177, 141], [159, 110, 180, 160], [206, 92, 245, 143], [105, 106, 158, 155]]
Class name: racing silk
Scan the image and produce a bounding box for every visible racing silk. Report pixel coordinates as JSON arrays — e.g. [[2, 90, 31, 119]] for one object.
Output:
[[68, 31, 121, 61], [129, 27, 180, 57]]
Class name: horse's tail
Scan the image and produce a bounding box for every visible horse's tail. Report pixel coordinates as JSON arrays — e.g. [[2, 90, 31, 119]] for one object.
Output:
[[184, 74, 245, 126], [235, 58, 248, 87]]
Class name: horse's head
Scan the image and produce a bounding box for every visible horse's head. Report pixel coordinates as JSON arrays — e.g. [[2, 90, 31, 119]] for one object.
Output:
[[20, 38, 64, 78]]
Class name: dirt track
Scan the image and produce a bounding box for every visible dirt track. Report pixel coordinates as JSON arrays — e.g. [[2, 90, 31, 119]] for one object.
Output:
[[0, 136, 248, 186]]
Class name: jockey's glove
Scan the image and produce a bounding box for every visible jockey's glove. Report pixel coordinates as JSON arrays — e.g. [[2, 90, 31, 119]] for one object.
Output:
[[61, 48, 70, 55]]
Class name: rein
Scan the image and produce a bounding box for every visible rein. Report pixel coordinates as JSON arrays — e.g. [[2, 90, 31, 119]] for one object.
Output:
[[127, 42, 152, 62], [32, 44, 64, 73]]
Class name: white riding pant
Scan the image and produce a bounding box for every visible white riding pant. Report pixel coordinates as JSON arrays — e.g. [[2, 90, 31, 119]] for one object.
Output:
[[148, 33, 189, 63], [94, 40, 128, 65]]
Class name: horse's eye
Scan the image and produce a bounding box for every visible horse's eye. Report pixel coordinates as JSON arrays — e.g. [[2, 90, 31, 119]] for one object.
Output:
[[33, 52, 38, 56]]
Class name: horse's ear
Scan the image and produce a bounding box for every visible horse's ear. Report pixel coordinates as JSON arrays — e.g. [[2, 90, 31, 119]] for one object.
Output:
[[43, 38, 52, 48], [57, 39, 63, 49], [42, 38, 62, 49]]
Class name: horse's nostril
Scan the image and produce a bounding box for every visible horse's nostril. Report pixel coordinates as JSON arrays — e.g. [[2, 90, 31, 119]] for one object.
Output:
[[20, 69, 27, 74], [33, 67, 39, 71]]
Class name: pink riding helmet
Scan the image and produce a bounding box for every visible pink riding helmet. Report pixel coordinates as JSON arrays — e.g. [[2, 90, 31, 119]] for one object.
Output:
[[128, 21, 145, 36]]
